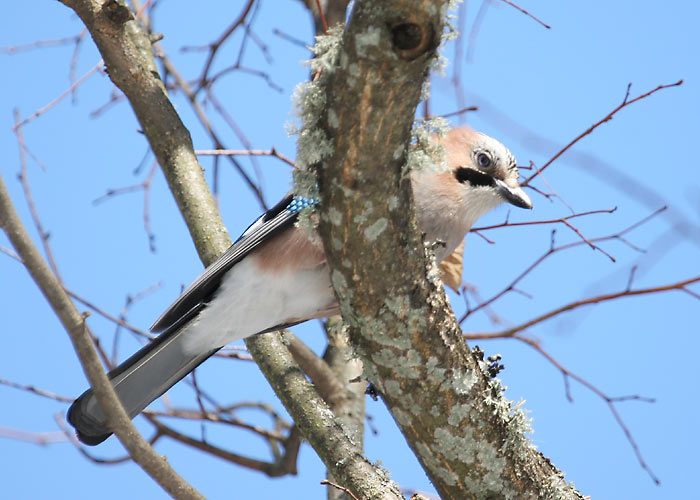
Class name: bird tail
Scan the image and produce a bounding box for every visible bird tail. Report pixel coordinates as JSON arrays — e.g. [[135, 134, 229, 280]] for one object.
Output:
[[67, 324, 218, 446]]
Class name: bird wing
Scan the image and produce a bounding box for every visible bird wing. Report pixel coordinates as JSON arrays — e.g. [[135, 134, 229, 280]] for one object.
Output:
[[150, 193, 315, 332]]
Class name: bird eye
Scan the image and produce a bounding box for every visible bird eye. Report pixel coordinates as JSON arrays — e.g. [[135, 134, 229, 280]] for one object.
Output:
[[476, 152, 492, 169]]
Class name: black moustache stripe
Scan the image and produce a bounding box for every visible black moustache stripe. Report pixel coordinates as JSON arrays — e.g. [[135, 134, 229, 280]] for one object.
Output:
[[454, 167, 495, 188]]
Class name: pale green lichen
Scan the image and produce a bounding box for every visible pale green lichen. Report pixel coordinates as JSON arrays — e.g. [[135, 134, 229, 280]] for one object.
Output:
[[289, 25, 344, 206], [447, 402, 472, 426], [308, 24, 345, 74], [364, 217, 388, 241], [404, 392, 426, 416], [539, 471, 583, 500], [415, 441, 458, 487], [434, 426, 476, 464], [354, 25, 383, 58], [424, 243, 443, 284], [391, 406, 411, 427], [327, 108, 339, 129], [451, 368, 478, 395], [370, 348, 422, 378], [384, 379, 402, 398], [425, 356, 447, 385], [404, 116, 450, 180], [331, 269, 349, 298], [327, 206, 343, 226], [482, 377, 535, 462], [353, 213, 368, 225]]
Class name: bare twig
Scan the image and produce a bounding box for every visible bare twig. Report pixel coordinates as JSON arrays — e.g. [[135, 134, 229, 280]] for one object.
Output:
[[12, 61, 103, 130], [462, 207, 666, 321], [0, 377, 73, 403], [524, 80, 684, 185], [0, 169, 204, 499], [0, 426, 67, 445], [188, 0, 257, 91], [155, 48, 266, 207], [513, 337, 659, 484], [440, 105, 478, 119], [145, 415, 301, 477], [465, 275, 700, 339], [321, 479, 361, 500], [466, 0, 491, 63], [93, 161, 159, 251], [315, 0, 330, 34], [499, 0, 550, 29], [195, 148, 295, 168], [56, 414, 133, 465], [0, 35, 83, 54], [14, 111, 63, 282]]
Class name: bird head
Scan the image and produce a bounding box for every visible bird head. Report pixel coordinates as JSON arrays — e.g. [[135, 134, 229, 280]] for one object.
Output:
[[412, 127, 532, 262], [444, 127, 532, 211]]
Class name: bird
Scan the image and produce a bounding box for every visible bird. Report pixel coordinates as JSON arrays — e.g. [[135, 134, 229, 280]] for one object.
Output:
[[67, 127, 532, 445]]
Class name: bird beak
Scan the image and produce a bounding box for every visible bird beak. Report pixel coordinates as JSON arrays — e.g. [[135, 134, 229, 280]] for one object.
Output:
[[494, 179, 533, 209]]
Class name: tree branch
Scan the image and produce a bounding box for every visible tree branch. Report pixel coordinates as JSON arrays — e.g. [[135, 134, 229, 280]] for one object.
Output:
[[315, 1, 585, 498], [0, 174, 205, 500]]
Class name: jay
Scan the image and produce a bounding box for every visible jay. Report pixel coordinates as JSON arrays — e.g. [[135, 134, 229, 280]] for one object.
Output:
[[68, 127, 532, 445]]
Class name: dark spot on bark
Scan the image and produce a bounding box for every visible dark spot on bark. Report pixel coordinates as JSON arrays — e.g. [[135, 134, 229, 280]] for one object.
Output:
[[392, 23, 422, 50], [103, 0, 134, 25], [365, 383, 379, 401], [390, 22, 436, 60]]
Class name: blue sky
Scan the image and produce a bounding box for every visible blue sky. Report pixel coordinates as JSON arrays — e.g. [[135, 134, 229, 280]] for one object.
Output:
[[1, 1, 698, 499]]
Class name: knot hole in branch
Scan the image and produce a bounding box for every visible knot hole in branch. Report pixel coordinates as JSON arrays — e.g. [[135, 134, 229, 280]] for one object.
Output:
[[102, 0, 134, 25], [390, 22, 435, 60]]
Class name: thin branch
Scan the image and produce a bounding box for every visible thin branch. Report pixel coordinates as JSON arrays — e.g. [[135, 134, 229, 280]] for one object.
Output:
[[145, 415, 301, 477], [472, 208, 617, 231], [0, 167, 204, 499], [190, 0, 257, 91], [0, 426, 67, 445], [0, 377, 73, 403], [466, 0, 491, 63], [155, 47, 266, 207], [67, 290, 154, 340], [465, 275, 700, 339], [144, 408, 286, 441], [287, 335, 350, 408], [512, 337, 659, 484], [14, 111, 64, 282], [92, 161, 159, 251], [12, 61, 103, 130], [524, 80, 684, 185], [462, 207, 666, 321], [272, 28, 309, 49], [315, 0, 330, 34], [499, 0, 550, 29], [195, 148, 295, 168], [56, 414, 134, 465], [0, 35, 83, 54], [321, 480, 361, 500], [440, 105, 478, 119]]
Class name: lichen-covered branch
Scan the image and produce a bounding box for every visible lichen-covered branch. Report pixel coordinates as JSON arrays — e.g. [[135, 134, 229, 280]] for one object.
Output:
[[311, 1, 586, 498]]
